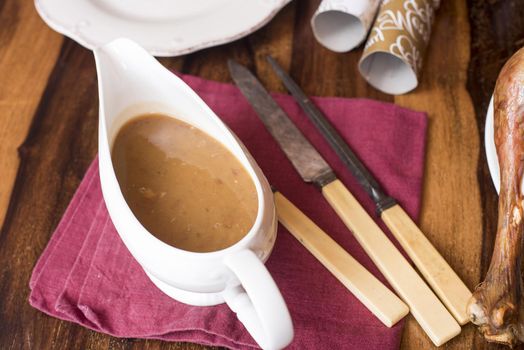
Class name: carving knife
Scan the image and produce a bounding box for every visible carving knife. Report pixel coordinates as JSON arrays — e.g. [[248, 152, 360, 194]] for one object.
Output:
[[266, 56, 472, 326], [228, 59, 461, 346]]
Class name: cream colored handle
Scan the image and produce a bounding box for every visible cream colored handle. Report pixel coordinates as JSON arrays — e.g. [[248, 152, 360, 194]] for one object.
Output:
[[321, 179, 461, 346], [274, 192, 409, 327], [381, 204, 472, 325]]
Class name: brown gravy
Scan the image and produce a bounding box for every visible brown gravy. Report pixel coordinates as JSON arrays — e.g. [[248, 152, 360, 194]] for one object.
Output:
[[111, 114, 258, 253]]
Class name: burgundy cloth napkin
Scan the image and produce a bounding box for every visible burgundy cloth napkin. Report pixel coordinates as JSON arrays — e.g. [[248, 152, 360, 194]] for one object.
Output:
[[29, 74, 427, 350]]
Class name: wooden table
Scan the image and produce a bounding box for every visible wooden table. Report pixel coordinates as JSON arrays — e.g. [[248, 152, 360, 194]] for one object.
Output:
[[1, 1, 523, 349]]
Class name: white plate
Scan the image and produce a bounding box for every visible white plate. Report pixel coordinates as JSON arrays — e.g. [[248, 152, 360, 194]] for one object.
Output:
[[484, 96, 499, 193], [35, 0, 291, 56]]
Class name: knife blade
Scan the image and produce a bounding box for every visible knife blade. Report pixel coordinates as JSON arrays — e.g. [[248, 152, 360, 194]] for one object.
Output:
[[266, 55, 472, 325], [227, 60, 335, 187], [266, 56, 396, 211], [228, 59, 461, 346]]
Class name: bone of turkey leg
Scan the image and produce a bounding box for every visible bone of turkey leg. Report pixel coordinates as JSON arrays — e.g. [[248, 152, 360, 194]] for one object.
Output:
[[467, 47, 524, 347]]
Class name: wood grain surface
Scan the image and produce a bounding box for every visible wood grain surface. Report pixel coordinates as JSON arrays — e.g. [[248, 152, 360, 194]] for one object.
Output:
[[0, 0, 523, 349], [0, 0, 62, 228]]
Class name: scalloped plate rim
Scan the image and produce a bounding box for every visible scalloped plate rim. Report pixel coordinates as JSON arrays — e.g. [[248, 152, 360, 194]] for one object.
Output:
[[35, 0, 291, 57]]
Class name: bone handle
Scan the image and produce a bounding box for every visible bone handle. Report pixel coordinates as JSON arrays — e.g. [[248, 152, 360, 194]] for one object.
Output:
[[274, 191, 409, 327], [321, 179, 461, 346], [381, 204, 472, 325]]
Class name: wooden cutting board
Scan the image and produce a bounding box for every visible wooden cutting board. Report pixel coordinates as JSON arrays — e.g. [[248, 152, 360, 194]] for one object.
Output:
[[0, 0, 523, 349]]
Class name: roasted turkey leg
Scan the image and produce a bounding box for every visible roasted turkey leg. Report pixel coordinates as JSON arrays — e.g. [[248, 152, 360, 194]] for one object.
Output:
[[468, 47, 524, 347]]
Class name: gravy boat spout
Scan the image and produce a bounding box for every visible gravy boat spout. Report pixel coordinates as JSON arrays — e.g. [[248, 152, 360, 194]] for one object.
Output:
[[94, 38, 293, 350]]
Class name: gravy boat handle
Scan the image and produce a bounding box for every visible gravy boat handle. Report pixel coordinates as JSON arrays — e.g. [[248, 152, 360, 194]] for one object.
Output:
[[223, 250, 294, 350]]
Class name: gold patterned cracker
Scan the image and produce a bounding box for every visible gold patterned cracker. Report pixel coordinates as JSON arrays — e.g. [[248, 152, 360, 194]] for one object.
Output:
[[359, 0, 440, 94]]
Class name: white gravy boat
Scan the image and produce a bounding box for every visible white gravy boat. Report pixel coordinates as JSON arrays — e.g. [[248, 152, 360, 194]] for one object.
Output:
[[94, 38, 293, 350]]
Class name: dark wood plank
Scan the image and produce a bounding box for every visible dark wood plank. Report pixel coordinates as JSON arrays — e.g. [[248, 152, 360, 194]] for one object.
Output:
[[0, 0, 63, 230], [0, 39, 102, 350], [466, 0, 524, 349]]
